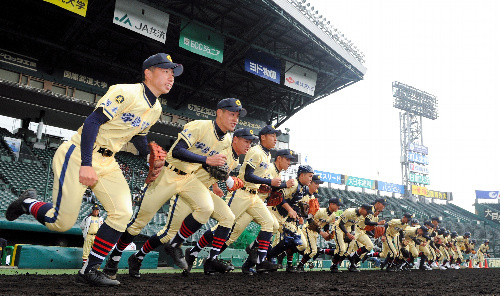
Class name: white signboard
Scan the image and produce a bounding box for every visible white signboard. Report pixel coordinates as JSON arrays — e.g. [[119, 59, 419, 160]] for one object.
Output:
[[284, 61, 317, 96], [113, 0, 170, 43]]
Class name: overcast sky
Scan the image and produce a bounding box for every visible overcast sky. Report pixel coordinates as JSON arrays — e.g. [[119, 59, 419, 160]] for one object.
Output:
[[280, 0, 500, 211]]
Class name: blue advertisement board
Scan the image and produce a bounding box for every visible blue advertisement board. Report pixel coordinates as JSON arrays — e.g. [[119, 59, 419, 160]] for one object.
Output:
[[378, 181, 405, 194], [244, 48, 281, 84], [408, 152, 429, 165], [315, 170, 342, 184], [475, 190, 499, 199]]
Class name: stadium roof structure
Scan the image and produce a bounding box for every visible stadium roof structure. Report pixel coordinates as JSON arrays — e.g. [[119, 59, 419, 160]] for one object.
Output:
[[0, 0, 366, 146]]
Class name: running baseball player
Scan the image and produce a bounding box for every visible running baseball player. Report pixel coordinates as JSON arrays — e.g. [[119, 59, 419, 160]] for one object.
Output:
[[296, 196, 344, 272], [378, 213, 411, 272], [216, 148, 295, 274], [346, 198, 387, 272], [80, 204, 104, 266], [103, 98, 246, 278], [329, 204, 374, 273], [223, 125, 283, 273], [5, 53, 182, 286], [477, 239, 490, 268], [265, 165, 314, 273]]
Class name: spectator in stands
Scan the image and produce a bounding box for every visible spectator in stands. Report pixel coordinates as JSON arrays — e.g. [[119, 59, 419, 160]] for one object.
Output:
[[80, 204, 104, 266], [5, 53, 183, 286]]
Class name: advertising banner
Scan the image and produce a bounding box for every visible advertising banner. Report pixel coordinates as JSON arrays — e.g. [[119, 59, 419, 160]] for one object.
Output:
[[245, 49, 280, 84], [412, 185, 428, 197], [409, 172, 430, 185], [409, 162, 429, 175], [428, 190, 447, 200], [284, 61, 317, 96], [315, 170, 342, 184], [408, 152, 429, 165], [179, 19, 224, 62], [378, 181, 405, 194], [484, 208, 500, 222], [475, 190, 499, 199], [407, 142, 428, 155], [346, 176, 375, 189], [45, 0, 88, 17], [114, 0, 170, 43]]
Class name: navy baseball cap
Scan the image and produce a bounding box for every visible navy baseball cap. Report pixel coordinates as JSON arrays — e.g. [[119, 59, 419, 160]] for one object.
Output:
[[259, 125, 282, 136], [329, 198, 344, 207], [143, 53, 183, 76], [276, 149, 295, 159], [360, 204, 374, 214], [372, 198, 388, 206], [419, 225, 428, 233], [92, 204, 99, 211], [217, 98, 247, 117], [431, 216, 441, 223], [403, 212, 413, 219], [233, 128, 258, 140], [312, 174, 324, 184]]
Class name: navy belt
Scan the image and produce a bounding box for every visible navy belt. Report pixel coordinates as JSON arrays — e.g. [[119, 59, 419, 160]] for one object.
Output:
[[97, 147, 113, 157], [165, 162, 189, 175], [241, 187, 258, 195]]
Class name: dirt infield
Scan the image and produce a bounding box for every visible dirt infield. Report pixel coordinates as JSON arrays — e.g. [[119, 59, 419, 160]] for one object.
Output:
[[0, 268, 498, 295]]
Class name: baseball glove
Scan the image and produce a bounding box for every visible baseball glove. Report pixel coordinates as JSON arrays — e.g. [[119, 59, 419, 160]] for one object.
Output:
[[258, 184, 272, 193], [267, 190, 283, 206], [145, 142, 167, 184], [364, 225, 376, 232], [308, 198, 320, 216], [374, 226, 385, 238], [203, 164, 230, 181], [297, 201, 309, 218], [307, 220, 321, 233], [227, 177, 244, 191], [471, 250, 476, 254]]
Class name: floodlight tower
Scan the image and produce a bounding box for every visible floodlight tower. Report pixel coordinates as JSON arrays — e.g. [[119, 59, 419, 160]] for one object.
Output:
[[392, 82, 438, 199]]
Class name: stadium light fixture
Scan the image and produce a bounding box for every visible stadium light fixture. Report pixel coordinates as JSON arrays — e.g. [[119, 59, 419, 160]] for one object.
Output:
[[392, 81, 438, 120]]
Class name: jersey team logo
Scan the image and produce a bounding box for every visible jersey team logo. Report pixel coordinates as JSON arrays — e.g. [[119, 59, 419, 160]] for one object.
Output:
[[115, 95, 125, 104]]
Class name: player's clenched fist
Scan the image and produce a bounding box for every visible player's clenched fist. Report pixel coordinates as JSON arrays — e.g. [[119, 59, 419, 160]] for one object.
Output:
[[206, 154, 227, 166], [79, 166, 98, 186], [270, 177, 281, 187]]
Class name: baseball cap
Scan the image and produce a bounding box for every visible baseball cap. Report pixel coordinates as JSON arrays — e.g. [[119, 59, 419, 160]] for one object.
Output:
[[217, 98, 247, 117], [259, 125, 282, 136], [424, 220, 433, 227], [431, 216, 441, 223], [276, 149, 295, 159], [360, 204, 374, 214], [142, 53, 183, 76], [311, 174, 324, 184], [329, 198, 344, 207], [403, 212, 413, 219], [233, 128, 258, 140], [92, 204, 99, 211], [419, 225, 429, 233], [372, 198, 388, 206]]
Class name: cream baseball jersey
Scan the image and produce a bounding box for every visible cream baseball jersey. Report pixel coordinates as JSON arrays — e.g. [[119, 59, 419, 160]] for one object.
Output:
[[195, 145, 239, 188], [336, 208, 364, 229], [71, 83, 162, 153], [386, 219, 408, 237], [167, 120, 231, 174], [238, 144, 271, 190]]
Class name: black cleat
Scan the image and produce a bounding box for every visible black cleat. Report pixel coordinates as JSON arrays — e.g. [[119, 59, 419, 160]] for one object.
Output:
[[185, 249, 196, 273], [103, 259, 119, 280], [164, 242, 188, 269], [348, 264, 360, 272], [246, 244, 259, 264], [241, 266, 255, 275], [204, 258, 233, 275], [286, 265, 298, 273], [76, 265, 120, 286], [296, 264, 306, 273], [330, 264, 342, 273], [256, 260, 279, 273], [5, 189, 37, 221], [127, 253, 142, 278]]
